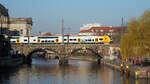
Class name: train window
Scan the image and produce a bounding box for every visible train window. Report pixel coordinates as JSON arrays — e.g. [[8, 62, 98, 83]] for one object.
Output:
[[92, 39, 94, 41], [38, 36, 58, 39], [74, 39, 76, 41], [70, 39, 72, 41], [48, 41, 50, 42], [41, 41, 44, 43], [99, 38, 103, 40], [88, 39, 91, 41], [33, 39, 36, 41], [24, 39, 27, 41], [45, 40, 48, 42], [52, 40, 54, 42], [64, 39, 67, 41]]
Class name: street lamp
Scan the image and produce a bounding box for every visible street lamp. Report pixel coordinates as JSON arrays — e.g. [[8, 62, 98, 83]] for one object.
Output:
[[66, 27, 71, 44], [62, 18, 64, 44]]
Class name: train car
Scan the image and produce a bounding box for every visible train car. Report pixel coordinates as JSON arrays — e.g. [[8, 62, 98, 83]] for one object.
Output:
[[96, 35, 111, 44], [29, 36, 38, 44], [64, 36, 79, 44], [58, 36, 80, 44], [79, 36, 111, 44], [79, 36, 95, 44], [9, 35, 112, 44], [9, 36, 29, 44], [36, 36, 59, 44], [9, 36, 20, 44]]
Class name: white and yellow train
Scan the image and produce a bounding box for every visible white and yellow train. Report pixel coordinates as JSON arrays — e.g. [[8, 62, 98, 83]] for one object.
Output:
[[9, 35, 112, 44]]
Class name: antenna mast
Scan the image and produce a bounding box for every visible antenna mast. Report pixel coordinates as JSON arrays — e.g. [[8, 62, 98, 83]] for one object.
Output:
[[62, 17, 64, 44]]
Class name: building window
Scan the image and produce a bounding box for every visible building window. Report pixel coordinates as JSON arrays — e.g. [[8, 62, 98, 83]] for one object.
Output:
[[20, 29, 23, 34], [14, 29, 18, 36], [96, 29, 98, 32], [91, 29, 94, 32], [109, 29, 114, 33], [100, 29, 104, 32]]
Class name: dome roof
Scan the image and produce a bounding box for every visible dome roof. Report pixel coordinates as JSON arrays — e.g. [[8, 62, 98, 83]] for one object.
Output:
[[0, 4, 9, 17]]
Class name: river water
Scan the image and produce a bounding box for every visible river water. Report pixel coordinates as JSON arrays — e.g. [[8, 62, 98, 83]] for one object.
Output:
[[0, 58, 149, 84]]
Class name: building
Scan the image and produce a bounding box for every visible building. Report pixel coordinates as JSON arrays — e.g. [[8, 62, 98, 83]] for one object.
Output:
[[80, 23, 101, 30], [0, 4, 32, 36], [0, 4, 9, 35], [79, 26, 122, 36], [8, 18, 32, 36], [38, 32, 52, 36]]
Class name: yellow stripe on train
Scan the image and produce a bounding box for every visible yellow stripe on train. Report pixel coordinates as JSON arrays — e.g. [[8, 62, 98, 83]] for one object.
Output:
[[96, 36, 111, 43]]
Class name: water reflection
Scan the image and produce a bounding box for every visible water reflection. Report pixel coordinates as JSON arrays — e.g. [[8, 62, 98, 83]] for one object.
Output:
[[0, 58, 149, 84]]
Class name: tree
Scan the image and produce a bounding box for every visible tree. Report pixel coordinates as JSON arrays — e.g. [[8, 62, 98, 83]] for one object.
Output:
[[120, 10, 150, 59]]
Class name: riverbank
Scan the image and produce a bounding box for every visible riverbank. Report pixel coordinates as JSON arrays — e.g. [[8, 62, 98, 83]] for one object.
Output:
[[104, 59, 150, 79]]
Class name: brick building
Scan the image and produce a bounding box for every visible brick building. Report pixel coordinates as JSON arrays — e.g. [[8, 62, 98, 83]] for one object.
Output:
[[79, 26, 126, 36]]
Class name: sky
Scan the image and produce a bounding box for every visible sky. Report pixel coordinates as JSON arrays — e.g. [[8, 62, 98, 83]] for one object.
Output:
[[0, 0, 150, 35]]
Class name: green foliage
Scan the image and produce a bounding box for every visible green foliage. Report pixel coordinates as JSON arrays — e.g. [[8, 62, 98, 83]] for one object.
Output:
[[120, 10, 150, 59]]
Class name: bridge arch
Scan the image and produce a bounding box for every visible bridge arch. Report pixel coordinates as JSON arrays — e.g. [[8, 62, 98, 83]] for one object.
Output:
[[26, 48, 58, 62], [70, 48, 102, 58]]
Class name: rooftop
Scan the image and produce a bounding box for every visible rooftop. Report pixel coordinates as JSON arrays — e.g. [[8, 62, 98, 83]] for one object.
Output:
[[79, 26, 121, 33]]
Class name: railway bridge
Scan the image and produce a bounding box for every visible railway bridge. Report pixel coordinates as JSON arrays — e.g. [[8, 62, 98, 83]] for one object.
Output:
[[11, 44, 119, 64]]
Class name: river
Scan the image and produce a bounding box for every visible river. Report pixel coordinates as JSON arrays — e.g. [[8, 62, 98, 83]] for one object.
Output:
[[0, 58, 149, 84]]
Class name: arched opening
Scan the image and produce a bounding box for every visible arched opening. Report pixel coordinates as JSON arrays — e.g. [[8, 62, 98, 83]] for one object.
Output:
[[70, 48, 102, 64], [28, 49, 47, 58], [71, 48, 101, 57], [26, 48, 58, 63]]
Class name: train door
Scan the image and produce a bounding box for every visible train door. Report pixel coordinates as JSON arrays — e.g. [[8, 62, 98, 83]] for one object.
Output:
[[95, 38, 98, 44], [37, 39, 40, 44], [78, 38, 80, 44], [56, 38, 59, 44], [16, 39, 20, 44]]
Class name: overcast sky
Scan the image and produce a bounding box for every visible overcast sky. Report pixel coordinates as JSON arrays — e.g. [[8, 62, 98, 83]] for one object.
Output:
[[0, 0, 150, 35]]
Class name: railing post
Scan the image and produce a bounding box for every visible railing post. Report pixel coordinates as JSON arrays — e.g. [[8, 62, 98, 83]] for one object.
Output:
[[126, 65, 129, 78], [120, 64, 124, 75], [135, 71, 138, 79]]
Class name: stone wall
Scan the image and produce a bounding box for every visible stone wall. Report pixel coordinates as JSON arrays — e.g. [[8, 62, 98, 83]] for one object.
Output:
[[11, 44, 111, 58]]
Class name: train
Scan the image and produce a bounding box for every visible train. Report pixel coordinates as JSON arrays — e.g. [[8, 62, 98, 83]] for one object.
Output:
[[9, 35, 112, 44]]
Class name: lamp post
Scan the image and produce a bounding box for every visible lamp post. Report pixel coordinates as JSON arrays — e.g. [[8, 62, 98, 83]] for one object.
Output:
[[66, 27, 71, 44], [62, 18, 64, 44]]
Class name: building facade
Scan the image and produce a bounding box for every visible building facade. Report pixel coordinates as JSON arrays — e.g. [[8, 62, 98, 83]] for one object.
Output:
[[0, 4, 32, 36], [8, 18, 32, 36], [79, 26, 122, 36], [0, 4, 9, 35], [38, 32, 52, 36], [80, 23, 101, 30]]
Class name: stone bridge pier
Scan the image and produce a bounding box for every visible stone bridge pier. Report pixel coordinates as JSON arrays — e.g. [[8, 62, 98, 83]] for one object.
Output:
[[11, 44, 118, 64]]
